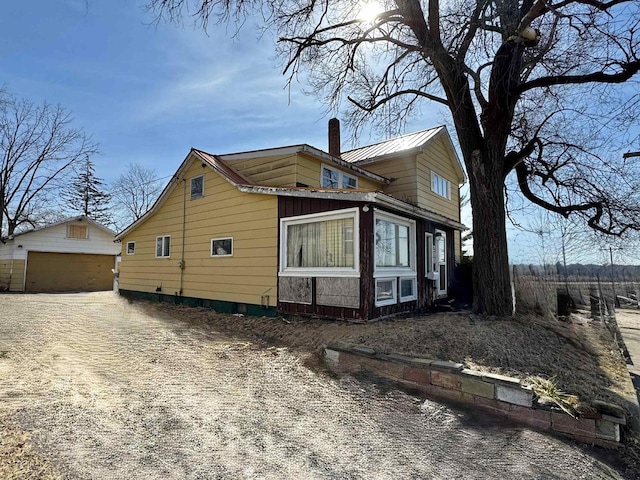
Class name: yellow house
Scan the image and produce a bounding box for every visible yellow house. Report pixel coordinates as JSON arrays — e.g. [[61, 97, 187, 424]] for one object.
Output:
[[116, 121, 466, 321]]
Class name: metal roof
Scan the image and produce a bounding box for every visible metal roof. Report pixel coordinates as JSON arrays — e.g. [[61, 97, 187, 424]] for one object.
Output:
[[341, 126, 443, 164], [192, 149, 254, 186]]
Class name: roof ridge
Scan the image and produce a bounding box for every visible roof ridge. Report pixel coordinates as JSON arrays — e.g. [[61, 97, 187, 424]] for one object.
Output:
[[342, 125, 444, 154]]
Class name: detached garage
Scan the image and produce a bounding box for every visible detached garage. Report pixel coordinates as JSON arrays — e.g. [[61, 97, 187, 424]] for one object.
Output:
[[0, 216, 121, 293]]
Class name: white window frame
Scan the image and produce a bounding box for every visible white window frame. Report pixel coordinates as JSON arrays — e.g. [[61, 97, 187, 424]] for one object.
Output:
[[155, 235, 171, 258], [375, 278, 397, 307], [321, 164, 358, 190], [211, 237, 233, 257], [279, 207, 360, 277], [190, 175, 204, 199], [126, 241, 136, 255], [373, 209, 417, 278], [399, 277, 418, 302], [431, 171, 451, 199]]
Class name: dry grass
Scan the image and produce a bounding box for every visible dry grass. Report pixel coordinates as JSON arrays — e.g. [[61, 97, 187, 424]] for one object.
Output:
[[146, 303, 633, 412], [0, 418, 63, 480], [513, 272, 558, 315]]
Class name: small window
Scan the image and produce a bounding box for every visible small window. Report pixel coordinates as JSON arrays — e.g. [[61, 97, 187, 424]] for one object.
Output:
[[321, 166, 339, 188], [156, 235, 171, 258], [342, 174, 357, 189], [399, 277, 417, 302], [375, 278, 397, 306], [211, 237, 233, 257], [190, 175, 204, 199], [68, 224, 88, 239], [126, 241, 136, 255], [431, 172, 450, 199], [425, 233, 434, 276]]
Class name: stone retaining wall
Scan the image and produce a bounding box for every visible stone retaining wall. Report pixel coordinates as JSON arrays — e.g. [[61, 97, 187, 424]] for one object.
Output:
[[324, 344, 626, 448]]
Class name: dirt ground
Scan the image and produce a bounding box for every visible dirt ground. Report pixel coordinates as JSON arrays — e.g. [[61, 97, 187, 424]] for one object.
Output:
[[0, 292, 632, 479], [152, 303, 633, 411]]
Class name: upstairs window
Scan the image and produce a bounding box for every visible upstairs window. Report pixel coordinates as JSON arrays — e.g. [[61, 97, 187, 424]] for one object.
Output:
[[68, 224, 88, 239], [321, 165, 358, 189], [431, 172, 450, 199], [190, 175, 204, 199], [156, 235, 171, 258]]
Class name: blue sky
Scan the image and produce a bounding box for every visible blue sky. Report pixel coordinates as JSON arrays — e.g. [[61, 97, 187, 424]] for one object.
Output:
[[1, 0, 443, 183], [2, 0, 637, 264]]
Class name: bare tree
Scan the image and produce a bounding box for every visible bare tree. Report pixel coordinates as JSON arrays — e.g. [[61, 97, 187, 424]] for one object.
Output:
[[110, 163, 163, 231], [146, 0, 640, 315], [0, 92, 98, 236]]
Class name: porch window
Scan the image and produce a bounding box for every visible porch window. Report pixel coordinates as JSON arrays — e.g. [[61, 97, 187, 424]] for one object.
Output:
[[374, 211, 415, 272], [280, 208, 359, 276]]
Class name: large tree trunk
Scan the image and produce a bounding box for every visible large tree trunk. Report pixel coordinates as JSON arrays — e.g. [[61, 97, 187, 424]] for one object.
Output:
[[468, 148, 513, 316]]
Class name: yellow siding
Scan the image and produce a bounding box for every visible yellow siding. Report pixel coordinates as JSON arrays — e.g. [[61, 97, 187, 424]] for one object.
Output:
[[416, 137, 461, 221], [0, 259, 26, 292], [297, 153, 382, 190], [230, 152, 382, 190], [0, 260, 10, 290], [119, 155, 279, 307], [366, 154, 419, 204], [232, 154, 298, 187]]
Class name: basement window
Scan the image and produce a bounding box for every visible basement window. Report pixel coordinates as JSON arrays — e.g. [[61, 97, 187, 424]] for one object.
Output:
[[375, 278, 396, 306]]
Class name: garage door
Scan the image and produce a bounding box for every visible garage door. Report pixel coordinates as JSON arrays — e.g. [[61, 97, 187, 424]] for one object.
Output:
[[25, 252, 115, 293]]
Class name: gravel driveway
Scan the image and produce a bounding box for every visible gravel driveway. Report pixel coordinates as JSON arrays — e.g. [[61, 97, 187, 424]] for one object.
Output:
[[0, 292, 625, 479]]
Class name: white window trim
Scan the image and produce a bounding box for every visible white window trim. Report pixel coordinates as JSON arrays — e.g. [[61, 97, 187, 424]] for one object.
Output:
[[190, 175, 204, 199], [399, 276, 418, 302], [155, 235, 171, 258], [126, 241, 136, 255], [375, 277, 397, 307], [431, 171, 451, 199], [279, 207, 360, 278], [211, 237, 233, 257], [373, 209, 417, 278], [321, 164, 358, 189]]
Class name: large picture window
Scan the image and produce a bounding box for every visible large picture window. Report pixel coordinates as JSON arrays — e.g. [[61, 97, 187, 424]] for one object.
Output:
[[280, 208, 359, 276]]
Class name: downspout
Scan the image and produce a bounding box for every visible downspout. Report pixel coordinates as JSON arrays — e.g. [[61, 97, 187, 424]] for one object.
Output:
[[179, 178, 187, 296]]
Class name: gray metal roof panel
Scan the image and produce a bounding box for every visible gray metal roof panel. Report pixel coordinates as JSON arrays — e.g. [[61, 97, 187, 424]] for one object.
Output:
[[341, 126, 443, 163]]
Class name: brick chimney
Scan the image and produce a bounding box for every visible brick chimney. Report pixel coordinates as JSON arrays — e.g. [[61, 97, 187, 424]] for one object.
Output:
[[328, 118, 341, 157]]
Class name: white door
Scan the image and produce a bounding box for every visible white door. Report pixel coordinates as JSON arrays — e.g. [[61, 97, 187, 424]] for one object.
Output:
[[435, 230, 447, 296]]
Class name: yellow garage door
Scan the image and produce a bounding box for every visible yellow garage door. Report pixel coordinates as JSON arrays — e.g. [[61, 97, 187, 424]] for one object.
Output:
[[25, 252, 114, 293]]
